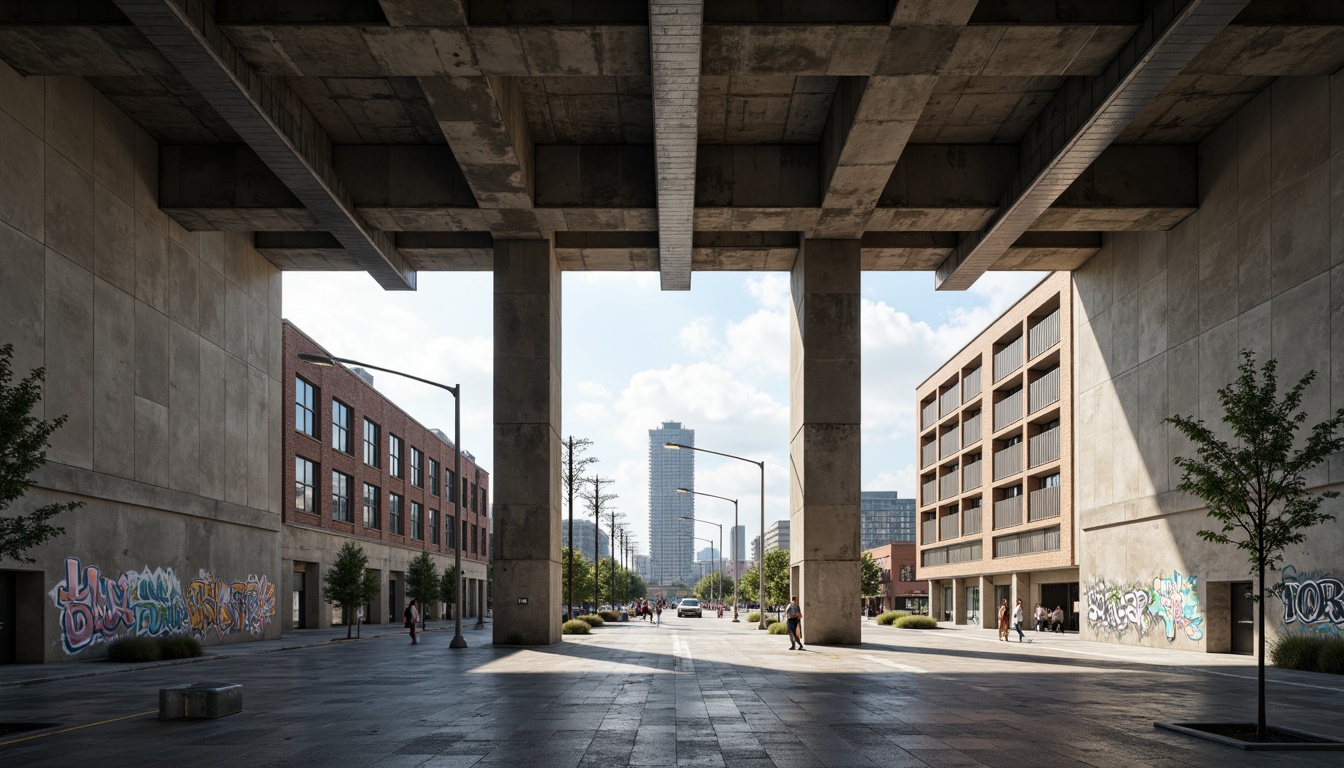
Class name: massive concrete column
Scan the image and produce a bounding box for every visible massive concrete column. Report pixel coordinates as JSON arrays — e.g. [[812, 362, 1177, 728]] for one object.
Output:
[[493, 238, 562, 645], [789, 239, 861, 645]]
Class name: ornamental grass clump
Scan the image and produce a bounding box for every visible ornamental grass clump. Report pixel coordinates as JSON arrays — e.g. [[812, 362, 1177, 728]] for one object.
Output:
[[894, 615, 938, 629], [598, 610, 620, 623], [156, 636, 203, 659], [747, 611, 760, 623], [1317, 638, 1344, 675], [577, 614, 604, 627], [762, 616, 778, 628], [106, 636, 160, 663], [876, 610, 910, 626], [562, 619, 590, 635], [1271, 634, 1344, 675], [768, 621, 789, 635]]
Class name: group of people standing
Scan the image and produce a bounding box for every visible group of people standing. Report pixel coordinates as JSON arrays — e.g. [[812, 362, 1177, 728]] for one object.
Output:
[[998, 599, 1067, 641], [634, 598, 664, 625]]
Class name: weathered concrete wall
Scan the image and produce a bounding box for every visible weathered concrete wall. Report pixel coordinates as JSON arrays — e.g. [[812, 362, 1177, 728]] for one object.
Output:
[[0, 58, 283, 662], [1074, 74, 1344, 651]]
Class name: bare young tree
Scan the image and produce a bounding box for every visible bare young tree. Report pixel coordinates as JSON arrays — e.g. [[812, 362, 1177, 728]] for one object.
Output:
[[563, 437, 598, 618]]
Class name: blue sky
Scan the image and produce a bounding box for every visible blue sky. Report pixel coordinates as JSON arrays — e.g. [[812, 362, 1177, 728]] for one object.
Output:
[[283, 268, 1043, 557]]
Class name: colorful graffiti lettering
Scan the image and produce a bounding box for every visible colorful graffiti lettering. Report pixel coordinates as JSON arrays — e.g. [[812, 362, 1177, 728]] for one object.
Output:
[[1085, 581, 1152, 638], [186, 571, 277, 638], [1149, 571, 1204, 641], [1278, 566, 1344, 635], [1084, 571, 1204, 643], [49, 557, 276, 654]]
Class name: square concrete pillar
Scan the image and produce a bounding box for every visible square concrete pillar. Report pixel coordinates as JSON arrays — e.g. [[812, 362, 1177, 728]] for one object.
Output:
[[789, 239, 861, 645], [950, 577, 963, 624], [493, 238, 562, 645]]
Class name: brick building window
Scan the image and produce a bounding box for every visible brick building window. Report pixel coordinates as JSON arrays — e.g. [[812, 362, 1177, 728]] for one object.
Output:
[[471, 482, 478, 512], [429, 459, 440, 495], [411, 501, 424, 540], [429, 509, 439, 544], [295, 377, 317, 438], [332, 399, 352, 453], [479, 527, 487, 557], [332, 471, 352, 522], [410, 447, 423, 487], [470, 523, 478, 554], [447, 514, 456, 548], [389, 435, 404, 478], [363, 419, 380, 467], [389, 493, 404, 535], [295, 456, 317, 514], [446, 469, 457, 502], [363, 483, 381, 529]]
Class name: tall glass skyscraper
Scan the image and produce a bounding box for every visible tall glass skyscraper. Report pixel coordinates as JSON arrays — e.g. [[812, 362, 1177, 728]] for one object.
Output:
[[648, 421, 695, 585], [861, 491, 916, 550]]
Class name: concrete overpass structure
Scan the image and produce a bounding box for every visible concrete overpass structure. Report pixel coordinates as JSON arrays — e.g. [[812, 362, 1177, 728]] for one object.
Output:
[[2, 0, 1342, 652]]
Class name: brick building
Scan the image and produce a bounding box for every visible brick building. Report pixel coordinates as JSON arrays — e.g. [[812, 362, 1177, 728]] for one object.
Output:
[[916, 273, 1077, 630], [864, 543, 924, 614], [283, 322, 490, 630]]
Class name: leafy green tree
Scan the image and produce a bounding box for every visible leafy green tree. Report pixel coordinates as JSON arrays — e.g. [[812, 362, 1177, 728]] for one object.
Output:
[[738, 567, 759, 604], [322, 542, 380, 638], [762, 549, 791, 611], [625, 570, 648, 600], [562, 547, 594, 611], [405, 552, 440, 629], [1167, 351, 1344, 740], [0, 345, 80, 563], [440, 566, 458, 619], [860, 552, 882, 599], [693, 572, 733, 604]]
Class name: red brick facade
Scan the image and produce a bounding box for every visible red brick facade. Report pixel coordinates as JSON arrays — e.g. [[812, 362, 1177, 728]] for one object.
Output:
[[282, 322, 490, 564], [864, 543, 925, 612]]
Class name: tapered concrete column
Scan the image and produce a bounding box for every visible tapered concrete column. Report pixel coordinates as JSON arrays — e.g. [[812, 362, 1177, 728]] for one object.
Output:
[[951, 577, 963, 624], [789, 239, 861, 645], [493, 238, 563, 645]]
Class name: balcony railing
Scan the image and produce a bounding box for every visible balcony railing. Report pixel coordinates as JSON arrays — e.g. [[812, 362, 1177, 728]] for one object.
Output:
[[963, 411, 982, 446], [921, 440, 937, 468], [994, 495, 1023, 529], [993, 442, 1023, 481], [1029, 367, 1061, 413], [1029, 485, 1061, 521], [962, 459, 982, 491], [940, 513, 960, 540], [1029, 426, 1060, 467], [939, 469, 960, 500], [921, 479, 937, 505], [940, 429, 960, 458], [921, 400, 937, 429], [939, 384, 960, 417], [1028, 309, 1061, 359], [963, 506, 983, 535], [963, 367, 982, 402], [921, 519, 936, 543], [993, 337, 1024, 382], [994, 389, 1022, 431]]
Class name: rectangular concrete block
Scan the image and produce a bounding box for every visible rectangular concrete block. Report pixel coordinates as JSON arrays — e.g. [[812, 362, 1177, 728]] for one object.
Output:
[[93, 278, 135, 479], [1198, 115, 1238, 245], [1198, 225, 1238, 332], [1237, 200, 1272, 312], [44, 146, 95, 269], [93, 184, 135, 293], [134, 394, 169, 487], [93, 92, 136, 205], [1270, 76, 1329, 195], [44, 77, 93, 174], [134, 301, 170, 406], [166, 240, 199, 332], [1238, 87, 1271, 216], [197, 265, 226, 350], [224, 353, 249, 505], [1271, 162, 1330, 295], [1166, 248, 1199, 346], [135, 214, 169, 312], [198, 340, 227, 501], [158, 682, 242, 720], [0, 223, 45, 378], [43, 249, 94, 469], [247, 366, 269, 511], [169, 322, 201, 496], [1136, 272, 1167, 365], [0, 58, 43, 137], [0, 108, 45, 242]]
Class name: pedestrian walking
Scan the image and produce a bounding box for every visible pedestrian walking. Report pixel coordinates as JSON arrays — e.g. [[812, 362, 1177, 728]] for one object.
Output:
[[1034, 604, 1045, 632], [1051, 605, 1065, 633], [997, 599, 1010, 641], [785, 595, 804, 651], [1013, 599, 1026, 642], [405, 599, 419, 645]]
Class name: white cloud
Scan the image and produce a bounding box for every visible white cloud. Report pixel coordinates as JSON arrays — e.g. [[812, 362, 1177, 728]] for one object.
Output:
[[679, 317, 719, 355], [577, 381, 612, 399]]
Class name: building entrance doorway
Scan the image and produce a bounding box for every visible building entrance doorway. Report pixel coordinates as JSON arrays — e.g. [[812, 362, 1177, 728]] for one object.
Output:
[[1231, 581, 1255, 655], [292, 570, 307, 629], [994, 585, 1011, 620], [0, 571, 15, 664], [1040, 582, 1080, 631], [965, 585, 980, 626]]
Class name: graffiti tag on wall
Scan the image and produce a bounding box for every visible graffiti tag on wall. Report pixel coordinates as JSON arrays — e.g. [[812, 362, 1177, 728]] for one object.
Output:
[[1278, 566, 1343, 635], [1085, 571, 1204, 642], [49, 557, 276, 654]]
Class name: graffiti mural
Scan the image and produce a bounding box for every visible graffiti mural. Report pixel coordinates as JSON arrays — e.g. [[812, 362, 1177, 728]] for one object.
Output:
[[1084, 571, 1204, 643], [1278, 566, 1344, 635], [49, 557, 277, 654]]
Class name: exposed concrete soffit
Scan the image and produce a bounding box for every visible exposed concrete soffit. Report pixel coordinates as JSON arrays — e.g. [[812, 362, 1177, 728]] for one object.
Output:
[[934, 0, 1251, 291], [812, 0, 979, 239], [649, 0, 703, 291], [112, 0, 416, 291]]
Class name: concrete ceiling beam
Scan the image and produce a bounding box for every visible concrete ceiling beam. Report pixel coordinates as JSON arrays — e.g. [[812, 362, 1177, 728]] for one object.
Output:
[[111, 0, 416, 290], [935, 0, 1250, 291], [649, 0, 704, 290]]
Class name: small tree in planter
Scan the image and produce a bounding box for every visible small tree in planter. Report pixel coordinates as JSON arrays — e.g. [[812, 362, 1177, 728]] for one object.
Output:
[[860, 552, 882, 612], [439, 566, 458, 620], [322, 542, 380, 639], [405, 552, 440, 630], [1167, 351, 1344, 741]]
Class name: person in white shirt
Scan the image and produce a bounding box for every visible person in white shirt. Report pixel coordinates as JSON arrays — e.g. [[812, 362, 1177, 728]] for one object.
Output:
[[1012, 599, 1025, 642]]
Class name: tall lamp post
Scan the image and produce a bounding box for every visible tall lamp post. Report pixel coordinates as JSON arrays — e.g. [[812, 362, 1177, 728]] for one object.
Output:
[[664, 443, 767, 630], [298, 352, 468, 649], [687, 535, 717, 606], [679, 514, 723, 616], [679, 489, 739, 621]]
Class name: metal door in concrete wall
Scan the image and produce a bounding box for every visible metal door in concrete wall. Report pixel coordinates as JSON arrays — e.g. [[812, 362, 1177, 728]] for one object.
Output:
[[1231, 581, 1254, 655], [0, 571, 14, 664], [292, 571, 307, 629]]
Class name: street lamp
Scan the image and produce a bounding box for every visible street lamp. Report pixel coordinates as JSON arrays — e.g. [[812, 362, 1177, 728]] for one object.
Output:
[[664, 443, 768, 630], [686, 534, 716, 606], [679, 489, 739, 622], [679, 513, 723, 617], [298, 352, 469, 649]]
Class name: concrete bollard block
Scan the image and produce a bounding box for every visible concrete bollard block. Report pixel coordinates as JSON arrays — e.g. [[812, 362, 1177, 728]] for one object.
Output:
[[159, 682, 243, 720]]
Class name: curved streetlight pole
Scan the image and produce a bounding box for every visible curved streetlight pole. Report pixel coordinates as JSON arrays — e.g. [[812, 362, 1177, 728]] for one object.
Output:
[[664, 443, 768, 630], [298, 352, 468, 649], [686, 535, 716, 606], [679, 489, 739, 622], [679, 514, 723, 616]]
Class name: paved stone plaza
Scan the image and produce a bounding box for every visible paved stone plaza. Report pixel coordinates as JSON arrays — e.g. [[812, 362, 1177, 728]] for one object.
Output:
[[2, 617, 1342, 767]]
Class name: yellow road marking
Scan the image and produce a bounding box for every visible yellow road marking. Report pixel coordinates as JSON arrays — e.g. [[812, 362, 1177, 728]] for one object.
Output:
[[0, 710, 157, 747]]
